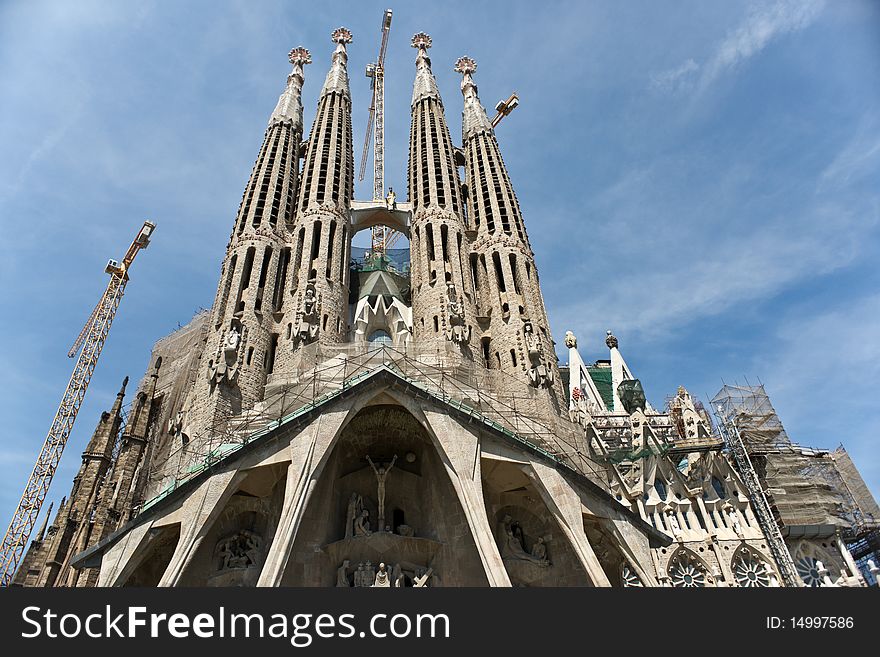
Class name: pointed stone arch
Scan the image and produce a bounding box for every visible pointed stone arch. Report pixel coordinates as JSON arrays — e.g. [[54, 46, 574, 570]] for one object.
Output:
[[665, 546, 715, 588], [730, 544, 778, 587]]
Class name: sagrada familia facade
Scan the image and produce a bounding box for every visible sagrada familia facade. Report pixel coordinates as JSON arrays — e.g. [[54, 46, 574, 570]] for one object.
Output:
[[14, 25, 879, 588]]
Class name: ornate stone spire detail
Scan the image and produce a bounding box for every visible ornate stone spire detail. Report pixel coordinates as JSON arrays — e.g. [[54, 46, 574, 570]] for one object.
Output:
[[411, 32, 441, 106], [321, 27, 353, 100], [606, 330, 619, 349], [455, 56, 493, 139], [269, 47, 311, 129]]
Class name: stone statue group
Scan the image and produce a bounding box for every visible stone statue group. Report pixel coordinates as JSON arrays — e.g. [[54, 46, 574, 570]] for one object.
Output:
[[336, 560, 435, 588]]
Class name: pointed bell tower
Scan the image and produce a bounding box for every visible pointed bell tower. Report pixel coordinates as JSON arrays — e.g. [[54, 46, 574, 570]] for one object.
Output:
[[186, 47, 311, 440], [408, 33, 477, 357], [288, 28, 356, 357], [456, 56, 564, 406]]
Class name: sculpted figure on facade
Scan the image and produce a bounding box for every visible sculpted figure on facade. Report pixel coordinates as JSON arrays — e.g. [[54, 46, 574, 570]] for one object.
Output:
[[215, 530, 261, 571], [499, 515, 550, 566], [367, 454, 397, 530], [531, 536, 549, 563], [354, 508, 372, 537], [523, 320, 552, 388], [295, 284, 320, 345], [372, 562, 390, 587], [208, 324, 244, 386], [445, 282, 469, 345], [392, 563, 405, 587], [336, 560, 351, 587], [345, 492, 363, 539]]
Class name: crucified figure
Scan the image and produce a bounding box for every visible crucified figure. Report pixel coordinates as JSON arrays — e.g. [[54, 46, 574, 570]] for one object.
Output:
[[366, 454, 397, 531]]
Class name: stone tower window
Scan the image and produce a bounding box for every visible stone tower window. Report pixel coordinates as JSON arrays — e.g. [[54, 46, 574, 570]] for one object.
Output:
[[254, 130, 282, 229], [254, 246, 272, 310], [339, 226, 348, 283], [266, 333, 279, 374], [492, 251, 506, 293], [292, 227, 305, 290], [326, 220, 337, 279], [237, 131, 270, 235], [308, 221, 322, 280], [481, 337, 492, 369], [216, 254, 237, 326], [235, 247, 256, 313], [272, 247, 291, 312]]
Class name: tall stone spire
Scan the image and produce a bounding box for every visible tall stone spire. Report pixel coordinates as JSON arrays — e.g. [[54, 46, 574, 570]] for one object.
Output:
[[408, 34, 475, 355], [287, 28, 355, 354], [456, 57, 563, 407], [186, 47, 311, 442], [31, 378, 127, 587], [270, 47, 311, 130], [71, 359, 164, 587]]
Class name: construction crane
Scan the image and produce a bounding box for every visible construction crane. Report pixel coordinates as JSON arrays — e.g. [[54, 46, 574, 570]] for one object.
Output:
[[491, 93, 519, 127], [0, 220, 155, 586], [359, 9, 400, 255]]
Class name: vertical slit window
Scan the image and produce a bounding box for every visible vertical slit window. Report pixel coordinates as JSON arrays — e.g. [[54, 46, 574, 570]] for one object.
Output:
[[326, 220, 337, 279], [272, 247, 291, 311], [509, 253, 521, 294], [266, 333, 279, 374], [339, 226, 347, 284], [216, 254, 237, 325], [309, 221, 322, 280], [255, 246, 272, 310], [235, 247, 256, 313], [292, 227, 305, 290], [492, 251, 506, 292]]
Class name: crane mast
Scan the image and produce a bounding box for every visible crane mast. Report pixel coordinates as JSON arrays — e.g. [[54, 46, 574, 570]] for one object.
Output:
[[358, 9, 395, 255], [0, 220, 155, 586]]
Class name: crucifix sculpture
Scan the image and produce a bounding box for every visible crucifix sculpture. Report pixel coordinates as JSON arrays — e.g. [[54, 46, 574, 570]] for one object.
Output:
[[366, 454, 397, 531]]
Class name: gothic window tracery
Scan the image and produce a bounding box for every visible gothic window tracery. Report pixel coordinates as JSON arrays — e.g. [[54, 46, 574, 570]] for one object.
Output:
[[732, 548, 772, 587], [621, 563, 643, 587], [667, 550, 708, 588]]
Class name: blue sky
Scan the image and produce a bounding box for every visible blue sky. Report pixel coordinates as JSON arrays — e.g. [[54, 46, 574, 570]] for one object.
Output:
[[1, 0, 878, 534]]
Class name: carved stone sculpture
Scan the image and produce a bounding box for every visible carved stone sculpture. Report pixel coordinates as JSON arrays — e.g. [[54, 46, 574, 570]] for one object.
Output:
[[564, 330, 577, 348], [531, 536, 548, 561], [499, 515, 549, 566], [367, 454, 397, 530], [354, 509, 372, 537], [413, 567, 434, 587], [345, 492, 363, 539], [209, 324, 244, 386], [372, 562, 390, 587], [295, 283, 320, 345], [214, 530, 261, 571], [392, 563, 405, 588], [523, 320, 552, 389], [336, 560, 351, 587], [445, 283, 469, 344]]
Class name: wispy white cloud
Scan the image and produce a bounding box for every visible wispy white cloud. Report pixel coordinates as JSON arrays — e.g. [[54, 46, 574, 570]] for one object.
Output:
[[819, 119, 880, 191], [650, 58, 698, 93], [652, 0, 825, 93]]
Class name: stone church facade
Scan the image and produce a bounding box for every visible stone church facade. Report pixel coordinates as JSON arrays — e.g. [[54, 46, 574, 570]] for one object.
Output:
[[15, 26, 877, 588]]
